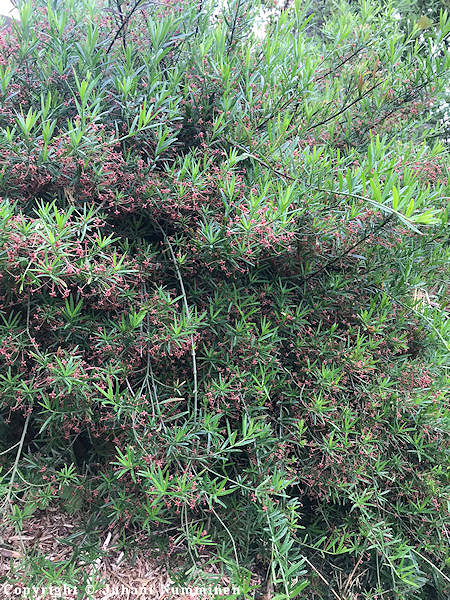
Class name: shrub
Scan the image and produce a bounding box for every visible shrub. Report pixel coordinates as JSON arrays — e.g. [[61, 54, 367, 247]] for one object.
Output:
[[0, 1, 448, 598]]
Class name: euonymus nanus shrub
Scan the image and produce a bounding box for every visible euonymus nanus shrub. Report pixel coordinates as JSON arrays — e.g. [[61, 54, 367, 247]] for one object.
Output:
[[0, 1, 448, 598]]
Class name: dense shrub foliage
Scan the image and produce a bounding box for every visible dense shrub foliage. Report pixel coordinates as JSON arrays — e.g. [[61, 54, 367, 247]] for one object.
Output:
[[0, 1, 448, 598]]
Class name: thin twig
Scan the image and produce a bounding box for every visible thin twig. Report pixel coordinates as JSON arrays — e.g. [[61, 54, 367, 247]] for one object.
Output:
[[157, 224, 198, 417], [305, 79, 384, 132], [304, 557, 343, 600], [343, 553, 364, 594], [227, 0, 243, 51], [105, 0, 145, 54], [232, 140, 417, 223], [5, 413, 30, 506], [211, 506, 240, 566], [301, 214, 394, 284], [412, 549, 450, 584], [194, 0, 204, 37], [315, 43, 369, 83]]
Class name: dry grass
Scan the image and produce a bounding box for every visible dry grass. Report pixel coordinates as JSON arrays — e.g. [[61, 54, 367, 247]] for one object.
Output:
[[0, 508, 231, 599]]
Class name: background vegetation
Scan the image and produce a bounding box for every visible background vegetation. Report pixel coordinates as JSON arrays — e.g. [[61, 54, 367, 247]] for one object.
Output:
[[0, 1, 448, 598]]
